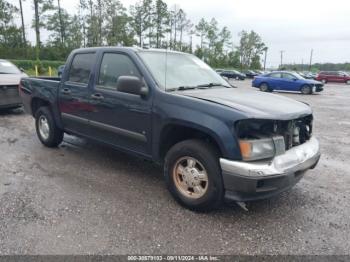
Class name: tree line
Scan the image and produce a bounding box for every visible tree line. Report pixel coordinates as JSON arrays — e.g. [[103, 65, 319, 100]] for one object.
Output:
[[0, 0, 268, 69]]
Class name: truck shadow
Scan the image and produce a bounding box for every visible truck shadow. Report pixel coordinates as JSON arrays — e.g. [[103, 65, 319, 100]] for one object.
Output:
[[0, 107, 24, 116]]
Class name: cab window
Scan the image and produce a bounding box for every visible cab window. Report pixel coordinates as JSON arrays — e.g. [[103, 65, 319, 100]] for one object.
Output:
[[97, 53, 141, 90], [68, 53, 96, 84]]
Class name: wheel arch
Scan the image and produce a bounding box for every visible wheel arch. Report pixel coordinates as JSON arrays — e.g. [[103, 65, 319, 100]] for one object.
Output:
[[157, 123, 225, 163], [31, 97, 63, 129]]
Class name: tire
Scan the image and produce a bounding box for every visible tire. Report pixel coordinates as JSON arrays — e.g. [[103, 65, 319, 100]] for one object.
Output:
[[164, 139, 224, 212], [346, 80, 350, 85], [259, 83, 270, 92], [35, 106, 63, 147], [235, 76, 239, 80], [301, 84, 312, 95], [321, 79, 327, 84]]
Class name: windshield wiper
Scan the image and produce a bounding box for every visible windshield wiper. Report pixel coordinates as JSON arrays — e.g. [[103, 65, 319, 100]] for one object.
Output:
[[167, 82, 232, 92], [196, 82, 232, 88]]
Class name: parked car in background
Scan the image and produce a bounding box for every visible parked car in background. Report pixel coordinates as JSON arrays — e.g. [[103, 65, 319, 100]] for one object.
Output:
[[0, 59, 27, 109], [315, 71, 350, 84], [57, 65, 65, 77], [254, 70, 265, 75], [19, 47, 320, 211], [243, 70, 258, 79], [298, 72, 316, 80], [252, 71, 324, 94], [220, 70, 246, 80]]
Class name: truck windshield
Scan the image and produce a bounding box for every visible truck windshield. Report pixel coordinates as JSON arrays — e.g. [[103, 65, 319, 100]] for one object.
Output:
[[0, 60, 21, 74], [138, 51, 228, 91]]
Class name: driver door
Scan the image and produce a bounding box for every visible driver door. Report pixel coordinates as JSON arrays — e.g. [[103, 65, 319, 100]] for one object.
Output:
[[281, 73, 299, 91], [87, 52, 153, 157]]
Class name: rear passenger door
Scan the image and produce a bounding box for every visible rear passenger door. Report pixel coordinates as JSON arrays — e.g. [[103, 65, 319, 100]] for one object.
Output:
[[87, 52, 153, 157], [59, 52, 96, 135]]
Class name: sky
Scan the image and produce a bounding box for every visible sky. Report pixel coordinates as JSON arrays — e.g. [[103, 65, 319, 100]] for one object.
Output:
[[11, 0, 350, 67]]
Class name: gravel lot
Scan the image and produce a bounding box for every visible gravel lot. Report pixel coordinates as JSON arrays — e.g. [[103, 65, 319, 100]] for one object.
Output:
[[0, 80, 349, 255]]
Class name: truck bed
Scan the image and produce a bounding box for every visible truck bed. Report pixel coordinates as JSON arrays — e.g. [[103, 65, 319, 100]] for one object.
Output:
[[19, 76, 61, 115]]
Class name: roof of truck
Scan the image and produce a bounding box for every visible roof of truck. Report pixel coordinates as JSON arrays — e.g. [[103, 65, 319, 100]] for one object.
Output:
[[72, 46, 187, 55]]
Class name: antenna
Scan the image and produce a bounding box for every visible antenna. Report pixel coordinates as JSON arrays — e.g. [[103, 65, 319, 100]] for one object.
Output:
[[164, 37, 169, 91]]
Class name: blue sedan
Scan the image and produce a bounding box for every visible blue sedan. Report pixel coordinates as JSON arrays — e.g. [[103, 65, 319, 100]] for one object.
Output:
[[252, 71, 324, 94]]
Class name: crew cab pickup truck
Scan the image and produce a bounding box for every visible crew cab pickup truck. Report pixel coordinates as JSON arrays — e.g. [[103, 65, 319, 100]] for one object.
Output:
[[19, 47, 321, 211]]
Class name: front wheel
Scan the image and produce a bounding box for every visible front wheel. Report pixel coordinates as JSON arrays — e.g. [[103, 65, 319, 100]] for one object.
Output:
[[164, 139, 224, 212], [35, 107, 64, 147], [301, 85, 312, 94]]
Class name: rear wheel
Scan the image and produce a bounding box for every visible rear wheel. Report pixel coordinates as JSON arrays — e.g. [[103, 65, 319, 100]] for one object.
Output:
[[35, 107, 63, 147], [259, 83, 270, 92], [164, 139, 224, 212], [301, 84, 312, 94]]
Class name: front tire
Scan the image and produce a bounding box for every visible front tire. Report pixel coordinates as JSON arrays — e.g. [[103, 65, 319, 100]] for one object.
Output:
[[35, 107, 63, 147], [301, 84, 312, 94], [164, 139, 224, 212]]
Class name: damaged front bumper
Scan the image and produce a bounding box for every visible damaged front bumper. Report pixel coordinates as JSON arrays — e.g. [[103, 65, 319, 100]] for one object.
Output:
[[220, 137, 321, 202]]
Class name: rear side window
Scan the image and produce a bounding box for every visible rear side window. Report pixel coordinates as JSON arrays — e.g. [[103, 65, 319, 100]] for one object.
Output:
[[68, 53, 96, 84], [269, 73, 281, 78], [97, 53, 141, 89]]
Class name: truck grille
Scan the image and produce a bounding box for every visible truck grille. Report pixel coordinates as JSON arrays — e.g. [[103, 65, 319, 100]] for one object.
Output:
[[236, 115, 313, 150]]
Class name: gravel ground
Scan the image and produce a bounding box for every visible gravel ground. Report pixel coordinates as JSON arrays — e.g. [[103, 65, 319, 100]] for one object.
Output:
[[0, 81, 349, 255]]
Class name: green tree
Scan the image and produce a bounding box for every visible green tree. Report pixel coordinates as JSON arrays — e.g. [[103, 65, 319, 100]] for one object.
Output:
[[130, 0, 152, 47], [176, 9, 191, 51], [0, 0, 20, 46], [103, 0, 135, 46], [153, 0, 169, 48], [237, 30, 266, 69], [195, 18, 208, 50]]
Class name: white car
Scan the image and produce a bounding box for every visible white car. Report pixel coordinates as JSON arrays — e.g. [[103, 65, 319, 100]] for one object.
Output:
[[0, 59, 27, 109]]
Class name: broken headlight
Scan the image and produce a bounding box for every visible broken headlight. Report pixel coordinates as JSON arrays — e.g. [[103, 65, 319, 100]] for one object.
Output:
[[239, 136, 285, 161]]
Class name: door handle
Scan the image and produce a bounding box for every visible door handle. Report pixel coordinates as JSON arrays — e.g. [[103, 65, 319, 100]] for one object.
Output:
[[61, 88, 71, 95], [91, 93, 104, 100]]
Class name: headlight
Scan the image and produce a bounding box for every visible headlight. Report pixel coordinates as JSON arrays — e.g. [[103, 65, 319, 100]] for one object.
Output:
[[239, 136, 285, 161]]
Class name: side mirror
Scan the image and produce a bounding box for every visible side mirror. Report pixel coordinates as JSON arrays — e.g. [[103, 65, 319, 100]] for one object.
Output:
[[293, 78, 298, 81], [116, 76, 148, 97], [20, 67, 25, 73]]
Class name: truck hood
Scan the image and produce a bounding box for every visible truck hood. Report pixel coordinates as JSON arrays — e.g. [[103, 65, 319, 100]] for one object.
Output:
[[181, 87, 312, 120], [0, 73, 27, 86]]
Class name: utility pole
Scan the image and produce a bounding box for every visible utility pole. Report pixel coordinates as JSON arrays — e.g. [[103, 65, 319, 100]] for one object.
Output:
[[309, 49, 313, 71], [263, 47, 268, 71], [280, 50, 285, 69]]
